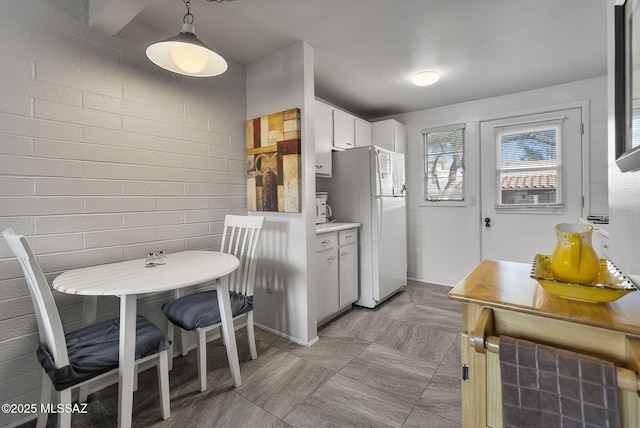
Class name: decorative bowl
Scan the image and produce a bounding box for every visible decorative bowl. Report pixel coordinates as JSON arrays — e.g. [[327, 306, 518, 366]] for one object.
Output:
[[530, 254, 637, 303]]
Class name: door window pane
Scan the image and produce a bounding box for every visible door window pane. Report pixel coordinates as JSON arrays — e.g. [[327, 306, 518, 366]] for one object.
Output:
[[497, 125, 561, 206]]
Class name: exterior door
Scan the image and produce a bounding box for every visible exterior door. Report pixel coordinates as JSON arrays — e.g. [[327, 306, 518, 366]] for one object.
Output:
[[480, 108, 584, 263]]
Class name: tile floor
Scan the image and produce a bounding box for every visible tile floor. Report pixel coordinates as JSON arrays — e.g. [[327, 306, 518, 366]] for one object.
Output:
[[30, 281, 463, 428]]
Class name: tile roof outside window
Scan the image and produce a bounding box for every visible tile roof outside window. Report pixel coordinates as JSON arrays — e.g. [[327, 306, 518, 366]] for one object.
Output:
[[501, 174, 557, 189]]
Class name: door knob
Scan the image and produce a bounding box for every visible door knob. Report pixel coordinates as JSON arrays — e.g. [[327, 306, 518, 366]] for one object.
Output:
[[484, 217, 491, 227]]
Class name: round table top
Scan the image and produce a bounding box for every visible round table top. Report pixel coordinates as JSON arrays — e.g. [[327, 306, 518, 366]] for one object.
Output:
[[52, 250, 240, 296]]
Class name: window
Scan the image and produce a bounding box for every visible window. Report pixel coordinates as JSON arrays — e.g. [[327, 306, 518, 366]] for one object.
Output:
[[423, 125, 465, 201], [633, 108, 640, 149], [496, 121, 562, 207]]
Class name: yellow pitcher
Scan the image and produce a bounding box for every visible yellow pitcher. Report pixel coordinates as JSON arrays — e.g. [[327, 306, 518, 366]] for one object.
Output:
[[550, 223, 600, 284]]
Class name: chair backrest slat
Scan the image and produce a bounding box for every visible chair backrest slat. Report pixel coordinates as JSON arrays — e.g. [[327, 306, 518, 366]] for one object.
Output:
[[219, 215, 264, 296], [237, 227, 251, 295], [3, 229, 70, 368]]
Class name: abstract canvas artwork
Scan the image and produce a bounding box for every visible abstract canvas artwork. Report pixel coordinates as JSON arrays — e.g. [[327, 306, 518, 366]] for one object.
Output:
[[246, 108, 301, 212]]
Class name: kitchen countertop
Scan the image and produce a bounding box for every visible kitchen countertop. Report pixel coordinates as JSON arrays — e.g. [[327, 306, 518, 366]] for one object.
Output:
[[316, 222, 361, 234], [448, 259, 640, 336]]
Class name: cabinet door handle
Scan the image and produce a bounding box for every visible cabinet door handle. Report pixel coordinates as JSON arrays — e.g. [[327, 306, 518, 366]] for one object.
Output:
[[344, 234, 352, 240], [340, 252, 349, 257], [316, 165, 323, 169], [321, 240, 330, 245], [327, 256, 336, 261]]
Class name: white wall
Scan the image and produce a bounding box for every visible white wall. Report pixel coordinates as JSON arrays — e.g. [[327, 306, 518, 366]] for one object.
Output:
[[0, 1, 247, 425], [399, 76, 608, 286], [608, 140, 640, 277], [607, 0, 640, 277], [247, 42, 318, 346]]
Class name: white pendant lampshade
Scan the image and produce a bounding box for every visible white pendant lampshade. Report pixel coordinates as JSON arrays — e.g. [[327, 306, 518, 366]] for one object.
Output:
[[146, 23, 228, 77]]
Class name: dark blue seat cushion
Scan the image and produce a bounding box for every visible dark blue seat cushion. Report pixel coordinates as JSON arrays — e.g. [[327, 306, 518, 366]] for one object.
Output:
[[162, 291, 253, 331], [37, 315, 171, 391]]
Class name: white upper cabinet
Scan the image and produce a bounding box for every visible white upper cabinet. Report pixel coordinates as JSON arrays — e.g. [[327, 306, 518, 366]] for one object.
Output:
[[355, 118, 372, 147], [371, 119, 406, 154], [315, 99, 373, 176], [315, 101, 333, 177], [333, 109, 356, 150]]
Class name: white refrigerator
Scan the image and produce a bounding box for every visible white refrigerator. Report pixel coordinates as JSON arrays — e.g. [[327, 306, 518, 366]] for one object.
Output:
[[319, 146, 407, 308]]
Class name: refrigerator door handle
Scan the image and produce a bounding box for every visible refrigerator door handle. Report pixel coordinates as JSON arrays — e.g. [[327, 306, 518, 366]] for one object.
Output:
[[373, 196, 383, 244], [372, 149, 382, 197]]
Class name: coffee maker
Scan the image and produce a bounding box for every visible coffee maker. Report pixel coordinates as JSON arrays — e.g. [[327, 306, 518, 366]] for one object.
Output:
[[315, 192, 332, 224]]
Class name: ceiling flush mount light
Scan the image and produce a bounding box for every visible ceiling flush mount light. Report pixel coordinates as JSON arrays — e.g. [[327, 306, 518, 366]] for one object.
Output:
[[146, 0, 233, 77], [411, 71, 440, 87]]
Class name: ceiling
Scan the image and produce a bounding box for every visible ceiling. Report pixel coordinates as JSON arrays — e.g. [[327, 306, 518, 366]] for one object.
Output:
[[93, 0, 609, 120]]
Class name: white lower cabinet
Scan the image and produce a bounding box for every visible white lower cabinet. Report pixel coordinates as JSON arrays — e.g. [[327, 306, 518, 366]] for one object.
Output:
[[316, 228, 359, 324], [316, 245, 339, 321], [338, 243, 358, 306]]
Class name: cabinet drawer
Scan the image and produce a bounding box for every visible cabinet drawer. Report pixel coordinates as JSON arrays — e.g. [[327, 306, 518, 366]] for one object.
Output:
[[316, 232, 338, 251], [339, 229, 357, 246]]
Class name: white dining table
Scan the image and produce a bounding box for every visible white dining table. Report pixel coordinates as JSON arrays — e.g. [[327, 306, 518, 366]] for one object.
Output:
[[52, 250, 241, 428]]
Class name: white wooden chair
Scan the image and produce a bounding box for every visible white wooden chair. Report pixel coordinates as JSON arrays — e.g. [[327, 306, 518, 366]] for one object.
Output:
[[2, 229, 171, 428], [162, 215, 265, 391]]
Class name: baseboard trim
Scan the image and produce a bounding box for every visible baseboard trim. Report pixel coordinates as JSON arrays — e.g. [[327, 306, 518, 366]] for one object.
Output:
[[255, 322, 319, 347]]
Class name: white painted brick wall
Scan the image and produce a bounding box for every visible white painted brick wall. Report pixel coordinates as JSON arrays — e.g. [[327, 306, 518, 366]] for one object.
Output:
[[0, 136, 33, 156], [124, 211, 184, 228], [0, 114, 82, 141], [35, 214, 123, 234], [83, 162, 155, 180], [0, 2, 247, 424]]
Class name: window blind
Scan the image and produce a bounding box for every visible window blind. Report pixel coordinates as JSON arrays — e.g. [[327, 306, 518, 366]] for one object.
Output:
[[423, 125, 465, 202]]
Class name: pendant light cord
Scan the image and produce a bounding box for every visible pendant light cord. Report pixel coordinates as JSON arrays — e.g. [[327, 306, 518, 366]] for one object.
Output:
[[183, 0, 234, 25], [182, 0, 194, 24]]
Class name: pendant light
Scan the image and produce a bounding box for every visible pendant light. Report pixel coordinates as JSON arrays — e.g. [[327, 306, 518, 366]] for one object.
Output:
[[146, 0, 230, 77]]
